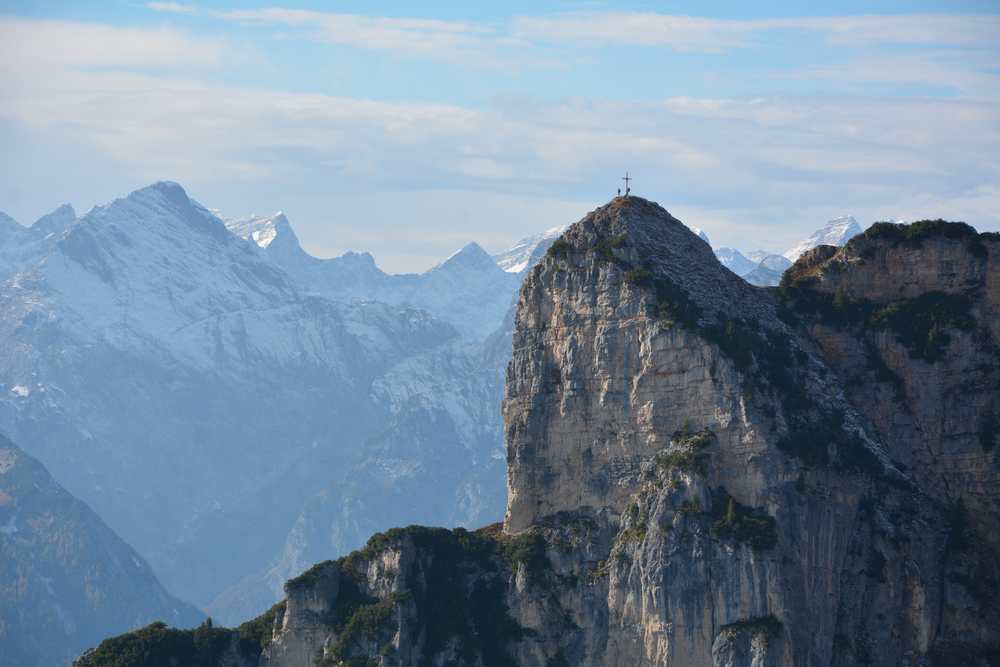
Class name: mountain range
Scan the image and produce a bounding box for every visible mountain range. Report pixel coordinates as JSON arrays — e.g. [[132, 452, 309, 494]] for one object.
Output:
[[0, 182, 569, 631], [74, 197, 1000, 667], [0, 184, 895, 662], [714, 215, 864, 286]]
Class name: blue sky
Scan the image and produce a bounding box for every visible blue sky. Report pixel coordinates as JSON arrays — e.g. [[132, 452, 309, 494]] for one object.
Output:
[[2, 1, 999, 270]]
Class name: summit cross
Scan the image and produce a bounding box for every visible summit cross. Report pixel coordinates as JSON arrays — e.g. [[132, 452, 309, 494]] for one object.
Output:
[[622, 172, 632, 195]]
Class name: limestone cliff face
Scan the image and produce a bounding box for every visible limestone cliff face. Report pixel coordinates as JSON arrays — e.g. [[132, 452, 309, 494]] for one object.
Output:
[[76, 200, 999, 667], [496, 199, 979, 666], [503, 197, 777, 533], [781, 224, 1000, 542]]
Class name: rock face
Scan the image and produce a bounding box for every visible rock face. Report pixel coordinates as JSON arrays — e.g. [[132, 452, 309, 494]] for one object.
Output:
[[0, 435, 203, 667], [77, 199, 1000, 666], [780, 221, 1000, 536]]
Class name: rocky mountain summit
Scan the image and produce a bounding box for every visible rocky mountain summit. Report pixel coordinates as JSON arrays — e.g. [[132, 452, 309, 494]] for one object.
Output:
[[0, 435, 202, 667], [78, 198, 999, 666]]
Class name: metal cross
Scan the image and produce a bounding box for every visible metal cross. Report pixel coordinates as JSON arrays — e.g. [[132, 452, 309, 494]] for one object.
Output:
[[622, 172, 631, 193]]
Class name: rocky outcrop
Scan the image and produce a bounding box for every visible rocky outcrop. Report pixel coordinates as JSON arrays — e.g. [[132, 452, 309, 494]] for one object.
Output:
[[780, 221, 1000, 537], [77, 199, 1000, 666]]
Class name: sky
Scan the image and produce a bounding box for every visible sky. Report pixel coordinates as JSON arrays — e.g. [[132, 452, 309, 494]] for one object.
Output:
[[1, 1, 999, 272]]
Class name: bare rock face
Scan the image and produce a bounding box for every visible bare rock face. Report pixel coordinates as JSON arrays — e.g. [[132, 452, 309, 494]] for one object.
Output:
[[75, 200, 1000, 667], [780, 223, 1000, 543], [503, 197, 777, 533]]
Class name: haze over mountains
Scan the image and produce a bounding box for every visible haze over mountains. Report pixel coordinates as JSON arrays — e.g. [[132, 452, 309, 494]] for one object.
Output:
[[0, 436, 202, 666], [0, 182, 560, 630], [0, 183, 877, 649]]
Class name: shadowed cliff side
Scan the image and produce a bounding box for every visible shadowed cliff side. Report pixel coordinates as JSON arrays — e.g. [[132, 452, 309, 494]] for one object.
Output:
[[75, 198, 1000, 667]]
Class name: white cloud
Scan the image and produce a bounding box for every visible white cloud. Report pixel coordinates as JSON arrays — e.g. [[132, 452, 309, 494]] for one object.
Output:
[[0, 17, 226, 69], [513, 12, 1000, 51], [138, 5, 1000, 90], [145, 4, 545, 68], [513, 13, 753, 53], [787, 54, 1000, 98], [145, 2, 201, 16], [2, 15, 999, 270], [781, 14, 1000, 47]]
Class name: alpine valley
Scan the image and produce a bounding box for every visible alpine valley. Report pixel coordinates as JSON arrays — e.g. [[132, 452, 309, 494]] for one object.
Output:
[[64, 194, 1000, 666]]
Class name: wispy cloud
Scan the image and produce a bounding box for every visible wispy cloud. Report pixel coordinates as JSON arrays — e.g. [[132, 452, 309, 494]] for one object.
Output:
[[787, 54, 1000, 97], [145, 2, 201, 16], [5, 41, 996, 204], [0, 17, 227, 69], [144, 3, 542, 68], [141, 4, 1000, 91], [4, 12, 1000, 268], [513, 12, 1000, 51]]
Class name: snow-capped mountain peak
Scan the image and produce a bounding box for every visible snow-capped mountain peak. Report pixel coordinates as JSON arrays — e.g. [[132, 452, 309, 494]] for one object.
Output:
[[91, 181, 230, 243], [784, 215, 862, 261], [433, 241, 498, 274], [31, 204, 76, 238], [225, 212, 295, 250], [714, 247, 756, 276], [493, 226, 565, 274], [128, 180, 195, 212], [759, 254, 793, 272], [224, 211, 314, 269], [688, 226, 711, 245]]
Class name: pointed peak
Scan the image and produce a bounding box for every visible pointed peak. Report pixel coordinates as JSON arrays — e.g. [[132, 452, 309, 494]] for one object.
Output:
[[130, 181, 190, 205], [714, 247, 758, 277], [494, 225, 568, 273], [435, 241, 497, 272], [31, 204, 77, 237], [225, 212, 299, 250], [457, 241, 489, 256], [784, 215, 864, 261], [589, 196, 689, 238], [563, 196, 712, 265], [73, 181, 231, 246], [538, 197, 770, 345]]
